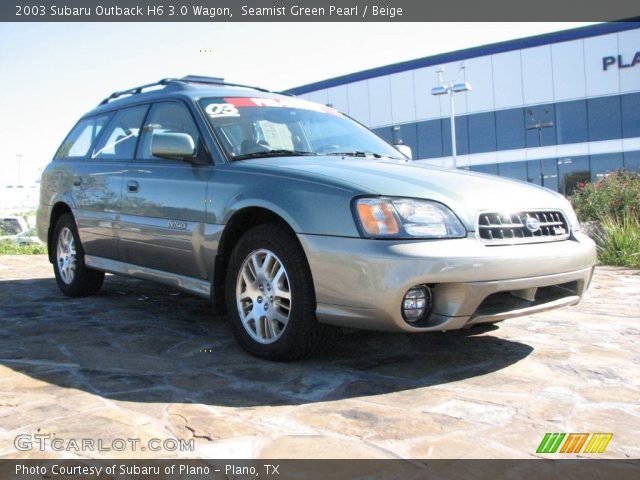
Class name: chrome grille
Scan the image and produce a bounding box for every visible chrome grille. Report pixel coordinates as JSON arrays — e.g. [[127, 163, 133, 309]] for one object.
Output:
[[477, 210, 570, 244]]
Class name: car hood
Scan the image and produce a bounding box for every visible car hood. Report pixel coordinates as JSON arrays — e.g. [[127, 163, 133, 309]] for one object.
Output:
[[241, 156, 574, 231]]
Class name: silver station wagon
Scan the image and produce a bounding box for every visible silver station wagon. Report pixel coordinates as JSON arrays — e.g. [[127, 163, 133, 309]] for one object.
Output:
[[37, 76, 597, 360]]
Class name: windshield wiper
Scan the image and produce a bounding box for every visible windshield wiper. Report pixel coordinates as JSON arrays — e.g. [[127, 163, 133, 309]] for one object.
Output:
[[325, 151, 382, 158], [232, 150, 318, 161], [325, 151, 405, 160]]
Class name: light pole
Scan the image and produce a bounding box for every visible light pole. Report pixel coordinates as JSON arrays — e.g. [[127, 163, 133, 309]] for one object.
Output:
[[16, 154, 23, 186], [431, 64, 472, 169]]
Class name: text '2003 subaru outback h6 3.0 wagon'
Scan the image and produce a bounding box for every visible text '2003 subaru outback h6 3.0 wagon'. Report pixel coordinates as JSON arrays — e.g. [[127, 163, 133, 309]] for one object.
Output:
[[37, 76, 597, 360]]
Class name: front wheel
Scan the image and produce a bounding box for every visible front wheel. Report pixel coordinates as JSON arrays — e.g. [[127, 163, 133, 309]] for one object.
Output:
[[52, 213, 104, 297], [225, 223, 325, 360]]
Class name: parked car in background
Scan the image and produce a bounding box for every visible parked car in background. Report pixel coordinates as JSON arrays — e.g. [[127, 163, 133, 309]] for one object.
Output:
[[37, 76, 597, 360], [1, 216, 41, 245]]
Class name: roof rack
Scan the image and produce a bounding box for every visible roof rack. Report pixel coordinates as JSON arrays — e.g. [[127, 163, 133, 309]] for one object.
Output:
[[98, 75, 274, 105]]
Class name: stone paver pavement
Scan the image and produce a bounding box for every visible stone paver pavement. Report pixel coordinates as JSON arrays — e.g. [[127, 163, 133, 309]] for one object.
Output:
[[0, 255, 638, 459]]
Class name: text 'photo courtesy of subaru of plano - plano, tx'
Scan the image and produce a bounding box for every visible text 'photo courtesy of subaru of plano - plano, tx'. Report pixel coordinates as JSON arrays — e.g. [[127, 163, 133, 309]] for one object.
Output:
[[37, 75, 597, 360]]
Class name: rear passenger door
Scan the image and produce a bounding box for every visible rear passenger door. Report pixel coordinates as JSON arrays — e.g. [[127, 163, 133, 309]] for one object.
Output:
[[76, 105, 148, 259], [119, 101, 212, 279], [58, 107, 146, 260]]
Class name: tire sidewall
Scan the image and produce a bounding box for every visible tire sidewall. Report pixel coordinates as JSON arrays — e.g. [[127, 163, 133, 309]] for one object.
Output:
[[225, 224, 316, 360], [52, 213, 92, 295]]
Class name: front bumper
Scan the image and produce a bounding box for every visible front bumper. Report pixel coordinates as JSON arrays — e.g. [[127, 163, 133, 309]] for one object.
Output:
[[298, 232, 597, 332]]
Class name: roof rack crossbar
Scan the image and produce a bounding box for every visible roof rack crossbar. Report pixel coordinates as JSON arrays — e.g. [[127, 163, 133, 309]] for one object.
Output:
[[98, 75, 276, 106]]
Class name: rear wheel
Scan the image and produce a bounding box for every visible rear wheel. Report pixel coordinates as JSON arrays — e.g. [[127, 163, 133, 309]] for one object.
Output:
[[52, 213, 104, 297], [225, 223, 325, 360]]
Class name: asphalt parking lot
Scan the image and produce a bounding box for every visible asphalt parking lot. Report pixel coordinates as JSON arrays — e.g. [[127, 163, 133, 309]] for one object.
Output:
[[1, 255, 639, 459]]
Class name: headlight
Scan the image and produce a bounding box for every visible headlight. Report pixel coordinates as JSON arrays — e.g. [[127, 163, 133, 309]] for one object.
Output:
[[353, 197, 466, 239], [560, 197, 581, 232]]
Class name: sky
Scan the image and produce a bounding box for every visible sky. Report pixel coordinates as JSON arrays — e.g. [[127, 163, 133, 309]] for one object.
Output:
[[0, 22, 596, 186]]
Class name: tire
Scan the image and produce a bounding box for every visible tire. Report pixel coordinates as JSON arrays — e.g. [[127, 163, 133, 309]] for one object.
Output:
[[225, 223, 325, 360], [52, 213, 104, 297]]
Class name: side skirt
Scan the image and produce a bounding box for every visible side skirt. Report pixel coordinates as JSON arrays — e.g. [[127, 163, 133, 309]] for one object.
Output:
[[85, 255, 211, 299]]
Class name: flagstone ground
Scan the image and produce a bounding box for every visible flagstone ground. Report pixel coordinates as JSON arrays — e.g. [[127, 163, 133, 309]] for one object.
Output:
[[0, 255, 638, 459]]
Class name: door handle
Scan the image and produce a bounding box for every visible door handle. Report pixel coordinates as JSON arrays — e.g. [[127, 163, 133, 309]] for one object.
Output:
[[72, 176, 82, 186], [126, 180, 139, 193]]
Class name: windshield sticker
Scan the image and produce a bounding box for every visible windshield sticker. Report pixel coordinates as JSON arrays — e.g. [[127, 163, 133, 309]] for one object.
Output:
[[221, 97, 339, 115], [204, 103, 240, 118]]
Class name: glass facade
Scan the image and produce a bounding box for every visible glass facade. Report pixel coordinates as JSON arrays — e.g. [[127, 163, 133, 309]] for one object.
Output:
[[372, 92, 640, 193]]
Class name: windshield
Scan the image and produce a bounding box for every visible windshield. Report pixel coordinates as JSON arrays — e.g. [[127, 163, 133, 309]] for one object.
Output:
[[199, 96, 403, 160]]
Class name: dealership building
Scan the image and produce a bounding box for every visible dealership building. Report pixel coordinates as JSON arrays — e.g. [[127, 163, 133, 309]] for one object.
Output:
[[287, 22, 640, 194]]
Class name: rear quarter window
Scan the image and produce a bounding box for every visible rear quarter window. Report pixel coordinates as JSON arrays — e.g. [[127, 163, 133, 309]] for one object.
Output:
[[55, 114, 112, 160]]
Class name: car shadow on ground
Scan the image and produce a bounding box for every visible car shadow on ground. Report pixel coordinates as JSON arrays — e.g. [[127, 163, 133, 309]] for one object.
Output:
[[0, 275, 533, 407]]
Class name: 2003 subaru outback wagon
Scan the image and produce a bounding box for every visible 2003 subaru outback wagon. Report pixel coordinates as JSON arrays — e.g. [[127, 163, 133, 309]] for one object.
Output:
[[38, 75, 597, 360]]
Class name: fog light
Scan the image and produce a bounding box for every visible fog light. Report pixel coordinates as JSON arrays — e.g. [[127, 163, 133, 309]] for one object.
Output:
[[402, 285, 432, 323]]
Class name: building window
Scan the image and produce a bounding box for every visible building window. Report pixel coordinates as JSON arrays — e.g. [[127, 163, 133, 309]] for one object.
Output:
[[469, 163, 498, 176], [527, 159, 543, 185], [542, 158, 559, 192], [590, 153, 624, 182], [498, 161, 528, 182], [623, 150, 640, 173], [525, 104, 556, 148], [468, 112, 497, 154], [373, 127, 393, 144], [555, 100, 588, 145], [495, 108, 525, 151], [587, 96, 622, 142], [558, 156, 589, 196], [621, 93, 640, 139], [416, 119, 443, 159]]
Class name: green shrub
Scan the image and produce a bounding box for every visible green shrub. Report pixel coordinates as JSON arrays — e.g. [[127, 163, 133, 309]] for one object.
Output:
[[0, 241, 47, 255], [569, 169, 640, 222], [593, 213, 640, 268]]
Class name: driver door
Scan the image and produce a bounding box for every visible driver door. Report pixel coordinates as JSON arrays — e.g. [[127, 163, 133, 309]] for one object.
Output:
[[119, 101, 213, 279]]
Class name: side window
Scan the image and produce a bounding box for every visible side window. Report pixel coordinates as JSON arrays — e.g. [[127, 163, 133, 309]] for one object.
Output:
[[137, 102, 201, 160], [55, 114, 111, 160], [91, 105, 148, 160]]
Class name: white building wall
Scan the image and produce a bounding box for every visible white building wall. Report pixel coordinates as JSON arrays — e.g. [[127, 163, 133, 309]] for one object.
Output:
[[389, 71, 417, 124], [347, 80, 371, 126], [551, 39, 587, 101], [618, 28, 640, 93], [327, 85, 349, 114], [583, 32, 620, 97], [521, 45, 555, 105], [464, 56, 495, 114], [491, 50, 524, 110], [413, 66, 442, 120], [367, 75, 393, 126]]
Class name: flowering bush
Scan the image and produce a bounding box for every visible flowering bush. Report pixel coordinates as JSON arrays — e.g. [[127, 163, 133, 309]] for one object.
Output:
[[569, 169, 640, 222]]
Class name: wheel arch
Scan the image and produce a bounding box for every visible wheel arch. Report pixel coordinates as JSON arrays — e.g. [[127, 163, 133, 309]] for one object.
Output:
[[47, 202, 73, 263], [213, 206, 308, 311]]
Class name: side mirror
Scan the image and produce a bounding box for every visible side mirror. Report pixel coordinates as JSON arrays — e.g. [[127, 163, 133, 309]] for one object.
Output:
[[395, 144, 412, 160], [151, 133, 196, 161]]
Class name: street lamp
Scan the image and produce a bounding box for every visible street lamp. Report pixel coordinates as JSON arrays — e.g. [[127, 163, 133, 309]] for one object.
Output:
[[16, 154, 23, 187], [431, 64, 472, 168]]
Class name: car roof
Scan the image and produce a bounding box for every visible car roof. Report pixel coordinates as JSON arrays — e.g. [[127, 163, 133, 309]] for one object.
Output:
[[83, 76, 295, 118]]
